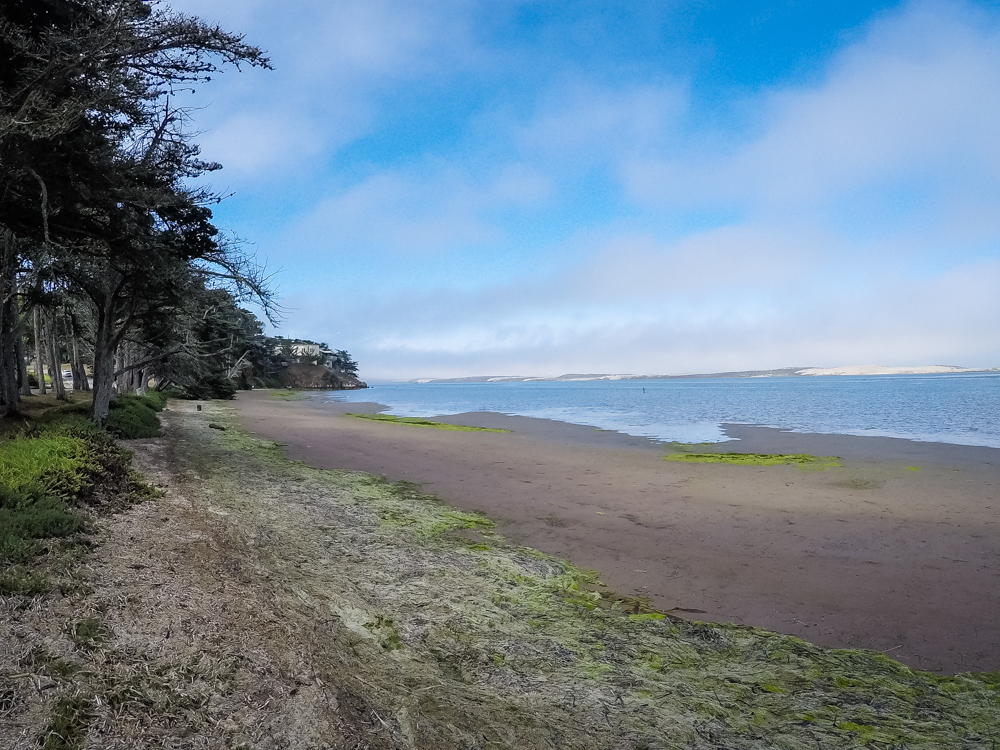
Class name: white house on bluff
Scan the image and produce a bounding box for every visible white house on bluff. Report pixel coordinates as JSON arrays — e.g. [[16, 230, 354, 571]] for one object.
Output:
[[273, 340, 336, 366]]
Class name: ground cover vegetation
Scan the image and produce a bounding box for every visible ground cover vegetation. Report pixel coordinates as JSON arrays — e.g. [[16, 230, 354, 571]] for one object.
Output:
[[6, 401, 997, 749], [664, 452, 841, 469], [0, 397, 154, 599], [346, 413, 510, 432]]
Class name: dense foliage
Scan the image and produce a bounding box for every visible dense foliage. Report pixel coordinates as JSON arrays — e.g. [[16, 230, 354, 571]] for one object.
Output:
[[0, 0, 274, 421], [0, 1, 362, 422]]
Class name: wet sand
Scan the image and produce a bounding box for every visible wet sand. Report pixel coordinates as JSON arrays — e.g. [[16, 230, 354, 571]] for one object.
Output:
[[232, 390, 1000, 674]]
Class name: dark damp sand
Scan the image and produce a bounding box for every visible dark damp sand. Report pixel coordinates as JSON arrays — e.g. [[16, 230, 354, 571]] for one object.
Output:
[[232, 390, 1000, 674]]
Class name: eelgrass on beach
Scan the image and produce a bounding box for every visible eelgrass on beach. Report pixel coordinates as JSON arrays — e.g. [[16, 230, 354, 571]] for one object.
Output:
[[665, 451, 841, 469], [167, 401, 1000, 749], [346, 412, 509, 432]]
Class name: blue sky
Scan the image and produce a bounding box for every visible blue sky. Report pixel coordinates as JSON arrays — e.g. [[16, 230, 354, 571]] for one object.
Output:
[[168, 0, 1000, 380]]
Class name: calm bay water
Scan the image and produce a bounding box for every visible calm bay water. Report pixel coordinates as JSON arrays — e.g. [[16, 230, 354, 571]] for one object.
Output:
[[325, 373, 1000, 448]]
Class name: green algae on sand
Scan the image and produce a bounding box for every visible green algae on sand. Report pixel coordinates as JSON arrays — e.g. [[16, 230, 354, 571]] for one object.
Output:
[[665, 452, 841, 470], [346, 412, 509, 432], [269, 389, 307, 401], [176, 401, 1000, 749]]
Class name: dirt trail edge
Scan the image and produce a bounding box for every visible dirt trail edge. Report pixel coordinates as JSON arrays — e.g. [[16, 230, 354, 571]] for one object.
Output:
[[3, 401, 1000, 750]]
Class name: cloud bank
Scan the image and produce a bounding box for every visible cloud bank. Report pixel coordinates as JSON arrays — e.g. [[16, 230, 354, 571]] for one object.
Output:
[[167, 0, 1000, 380]]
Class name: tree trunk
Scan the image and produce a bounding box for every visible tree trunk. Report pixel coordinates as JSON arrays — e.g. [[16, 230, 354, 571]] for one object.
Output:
[[0, 309, 19, 413], [15, 296, 31, 398], [79, 350, 91, 392], [90, 303, 116, 423], [119, 343, 130, 394], [71, 330, 84, 391], [47, 310, 67, 401], [113, 345, 123, 393], [0, 230, 21, 414], [33, 307, 46, 395], [126, 343, 136, 393], [1, 317, 21, 412]]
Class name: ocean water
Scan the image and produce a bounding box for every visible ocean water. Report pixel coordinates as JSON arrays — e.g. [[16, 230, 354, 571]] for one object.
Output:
[[324, 373, 1000, 448]]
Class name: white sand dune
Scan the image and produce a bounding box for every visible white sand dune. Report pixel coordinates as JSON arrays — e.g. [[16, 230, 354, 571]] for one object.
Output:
[[796, 364, 979, 376]]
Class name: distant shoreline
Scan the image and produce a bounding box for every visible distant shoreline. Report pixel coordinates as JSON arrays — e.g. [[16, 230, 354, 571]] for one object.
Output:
[[408, 364, 998, 384]]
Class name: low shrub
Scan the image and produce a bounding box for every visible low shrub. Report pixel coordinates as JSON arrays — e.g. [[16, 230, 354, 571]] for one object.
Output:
[[0, 419, 151, 588], [183, 373, 238, 400], [106, 395, 161, 439], [0, 435, 94, 567], [0, 564, 49, 595], [139, 390, 169, 411], [0, 488, 86, 564], [0, 398, 157, 596]]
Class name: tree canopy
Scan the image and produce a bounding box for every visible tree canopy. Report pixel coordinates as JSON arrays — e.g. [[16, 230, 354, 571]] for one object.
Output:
[[0, 0, 282, 420]]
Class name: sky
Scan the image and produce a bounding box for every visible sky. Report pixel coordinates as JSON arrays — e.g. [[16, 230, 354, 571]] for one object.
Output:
[[166, 0, 1000, 381]]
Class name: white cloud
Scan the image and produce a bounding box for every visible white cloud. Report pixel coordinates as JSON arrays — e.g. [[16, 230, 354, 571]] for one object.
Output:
[[489, 164, 553, 205], [164, 0, 484, 182], [625, 1, 1000, 216], [563, 225, 830, 300], [197, 111, 325, 176], [288, 225, 1000, 380], [291, 168, 499, 254], [291, 1, 475, 80], [167, 0, 1000, 379], [517, 79, 688, 163]]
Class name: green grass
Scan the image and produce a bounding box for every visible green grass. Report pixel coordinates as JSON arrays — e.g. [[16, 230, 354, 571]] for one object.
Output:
[[0, 436, 94, 568], [0, 563, 50, 595], [70, 616, 105, 650], [346, 412, 509, 432], [664, 452, 841, 470], [41, 695, 93, 750], [0, 435, 94, 496], [0, 408, 154, 590]]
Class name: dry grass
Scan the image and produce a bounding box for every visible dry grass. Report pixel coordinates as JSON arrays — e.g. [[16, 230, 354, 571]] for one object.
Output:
[[2, 401, 999, 749]]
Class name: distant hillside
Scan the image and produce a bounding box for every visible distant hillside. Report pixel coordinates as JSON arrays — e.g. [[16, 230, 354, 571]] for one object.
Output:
[[411, 374, 642, 383], [410, 365, 997, 384], [411, 368, 805, 383]]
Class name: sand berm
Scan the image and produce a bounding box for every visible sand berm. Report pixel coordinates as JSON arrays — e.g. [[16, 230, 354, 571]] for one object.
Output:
[[3, 399, 999, 749]]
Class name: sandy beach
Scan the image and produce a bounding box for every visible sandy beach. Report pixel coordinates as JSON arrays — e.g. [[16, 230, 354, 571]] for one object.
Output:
[[233, 390, 1000, 674]]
